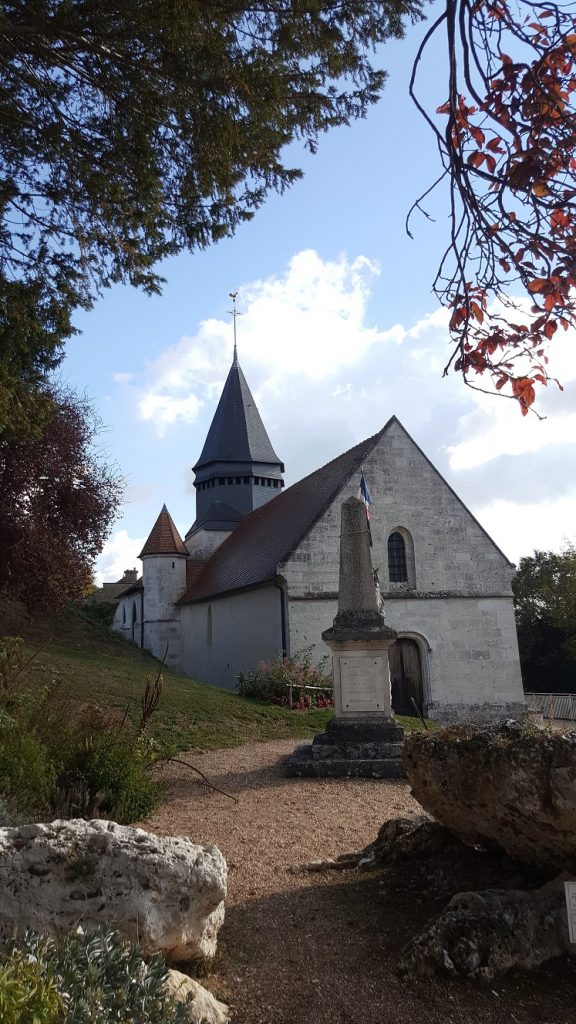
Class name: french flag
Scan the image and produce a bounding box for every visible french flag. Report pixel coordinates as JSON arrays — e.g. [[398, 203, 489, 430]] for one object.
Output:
[[359, 471, 373, 545]]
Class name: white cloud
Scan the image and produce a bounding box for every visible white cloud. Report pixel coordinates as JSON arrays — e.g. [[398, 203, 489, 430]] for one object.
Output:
[[110, 248, 576, 564], [446, 329, 576, 471], [133, 250, 409, 433], [95, 530, 145, 585], [476, 496, 576, 564], [113, 372, 134, 384]]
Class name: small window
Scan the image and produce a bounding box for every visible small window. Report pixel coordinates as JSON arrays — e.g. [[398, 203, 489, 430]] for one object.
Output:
[[235, 477, 241, 484], [388, 532, 407, 582], [218, 477, 224, 484], [207, 605, 213, 646], [172, 561, 175, 569], [244, 476, 249, 484], [122, 605, 126, 625]]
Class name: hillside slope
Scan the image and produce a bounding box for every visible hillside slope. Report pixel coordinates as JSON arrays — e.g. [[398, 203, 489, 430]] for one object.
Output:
[[0, 598, 332, 751]]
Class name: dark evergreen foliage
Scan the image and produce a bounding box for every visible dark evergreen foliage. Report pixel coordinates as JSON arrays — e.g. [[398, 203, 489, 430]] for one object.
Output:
[[513, 545, 576, 692], [0, 0, 422, 427]]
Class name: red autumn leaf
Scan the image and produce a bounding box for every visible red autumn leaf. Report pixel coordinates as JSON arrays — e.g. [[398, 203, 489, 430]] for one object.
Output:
[[470, 300, 484, 322], [527, 278, 548, 293], [544, 320, 558, 338], [467, 151, 486, 168], [544, 292, 557, 311]]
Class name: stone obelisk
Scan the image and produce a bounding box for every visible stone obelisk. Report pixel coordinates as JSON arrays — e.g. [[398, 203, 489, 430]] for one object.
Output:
[[287, 496, 404, 778]]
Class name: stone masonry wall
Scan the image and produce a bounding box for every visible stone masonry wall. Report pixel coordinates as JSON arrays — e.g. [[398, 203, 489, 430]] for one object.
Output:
[[180, 585, 282, 690], [281, 419, 515, 601], [288, 595, 524, 722], [141, 554, 188, 667], [282, 420, 523, 722]]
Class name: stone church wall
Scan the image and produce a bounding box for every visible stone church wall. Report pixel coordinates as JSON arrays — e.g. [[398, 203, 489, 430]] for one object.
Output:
[[139, 554, 187, 667], [287, 595, 524, 724], [180, 585, 283, 690], [281, 419, 514, 601], [282, 419, 523, 724]]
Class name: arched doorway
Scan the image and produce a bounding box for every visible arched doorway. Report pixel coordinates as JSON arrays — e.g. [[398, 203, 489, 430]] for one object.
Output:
[[390, 638, 424, 717]]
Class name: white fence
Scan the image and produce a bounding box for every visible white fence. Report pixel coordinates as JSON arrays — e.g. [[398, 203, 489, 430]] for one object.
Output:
[[525, 692, 576, 722]]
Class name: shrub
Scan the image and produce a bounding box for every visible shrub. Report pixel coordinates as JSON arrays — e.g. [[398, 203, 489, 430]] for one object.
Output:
[[238, 649, 333, 710], [0, 949, 63, 1024], [54, 723, 160, 823], [0, 636, 162, 824], [1, 928, 188, 1024]]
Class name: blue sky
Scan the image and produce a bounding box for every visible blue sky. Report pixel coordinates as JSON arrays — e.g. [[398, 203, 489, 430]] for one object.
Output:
[[57, 24, 576, 582]]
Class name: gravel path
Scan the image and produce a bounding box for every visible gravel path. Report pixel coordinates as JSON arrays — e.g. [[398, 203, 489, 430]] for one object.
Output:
[[145, 739, 576, 1024]]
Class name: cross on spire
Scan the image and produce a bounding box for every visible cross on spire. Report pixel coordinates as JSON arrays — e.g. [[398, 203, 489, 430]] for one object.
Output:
[[228, 291, 241, 365]]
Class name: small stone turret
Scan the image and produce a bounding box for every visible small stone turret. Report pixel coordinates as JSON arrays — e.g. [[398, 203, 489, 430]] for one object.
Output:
[[139, 505, 188, 666]]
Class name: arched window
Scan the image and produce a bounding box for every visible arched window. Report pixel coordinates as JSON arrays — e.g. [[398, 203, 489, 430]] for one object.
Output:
[[387, 528, 416, 587], [388, 532, 407, 582]]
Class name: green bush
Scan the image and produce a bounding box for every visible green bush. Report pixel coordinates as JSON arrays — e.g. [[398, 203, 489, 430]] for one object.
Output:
[[0, 720, 56, 822], [0, 949, 63, 1024], [238, 649, 333, 710], [0, 636, 162, 825], [55, 725, 160, 823], [1, 928, 188, 1024]]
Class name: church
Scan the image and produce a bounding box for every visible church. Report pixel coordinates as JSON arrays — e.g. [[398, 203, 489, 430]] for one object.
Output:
[[112, 345, 526, 724]]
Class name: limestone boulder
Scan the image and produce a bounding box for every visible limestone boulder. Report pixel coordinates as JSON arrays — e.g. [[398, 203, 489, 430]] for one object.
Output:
[[165, 970, 230, 1024], [405, 724, 576, 873], [0, 819, 227, 963], [399, 875, 574, 979]]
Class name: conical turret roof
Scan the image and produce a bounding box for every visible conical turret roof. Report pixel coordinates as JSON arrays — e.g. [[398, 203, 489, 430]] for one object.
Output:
[[139, 504, 188, 558], [194, 356, 283, 471]]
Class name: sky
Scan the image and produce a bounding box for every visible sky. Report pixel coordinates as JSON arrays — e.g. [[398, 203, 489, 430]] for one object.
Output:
[[57, 23, 576, 584]]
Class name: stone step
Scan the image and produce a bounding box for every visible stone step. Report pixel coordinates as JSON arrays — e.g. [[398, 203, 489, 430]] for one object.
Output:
[[286, 744, 405, 779], [310, 741, 405, 761]]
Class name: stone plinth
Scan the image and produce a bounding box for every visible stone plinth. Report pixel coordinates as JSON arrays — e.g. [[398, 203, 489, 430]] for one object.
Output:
[[287, 496, 405, 778]]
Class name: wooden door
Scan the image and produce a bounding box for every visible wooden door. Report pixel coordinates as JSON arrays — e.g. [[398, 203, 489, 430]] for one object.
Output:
[[390, 639, 424, 717]]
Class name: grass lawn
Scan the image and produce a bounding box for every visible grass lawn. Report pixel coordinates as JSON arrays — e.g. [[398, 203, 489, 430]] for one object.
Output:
[[4, 601, 427, 754]]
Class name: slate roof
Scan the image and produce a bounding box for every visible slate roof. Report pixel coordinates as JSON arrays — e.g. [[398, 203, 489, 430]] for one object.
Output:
[[186, 560, 206, 589], [139, 505, 188, 558], [194, 358, 283, 471], [116, 577, 143, 598], [186, 500, 245, 539], [178, 425, 386, 605]]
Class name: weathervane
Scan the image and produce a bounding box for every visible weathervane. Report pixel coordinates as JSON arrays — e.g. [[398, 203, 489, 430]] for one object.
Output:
[[228, 291, 242, 364]]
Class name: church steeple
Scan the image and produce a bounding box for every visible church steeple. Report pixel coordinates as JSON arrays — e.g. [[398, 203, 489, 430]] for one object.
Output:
[[188, 345, 284, 537]]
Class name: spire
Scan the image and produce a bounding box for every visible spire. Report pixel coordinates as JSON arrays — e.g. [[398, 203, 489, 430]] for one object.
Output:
[[229, 291, 239, 366], [193, 353, 283, 471], [139, 504, 188, 558], [189, 332, 284, 534]]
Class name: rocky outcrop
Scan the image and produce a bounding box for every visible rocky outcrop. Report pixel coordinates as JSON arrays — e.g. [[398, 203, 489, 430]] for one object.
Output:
[[353, 815, 459, 870], [0, 819, 227, 963], [405, 723, 576, 873], [399, 875, 574, 979], [165, 970, 230, 1024]]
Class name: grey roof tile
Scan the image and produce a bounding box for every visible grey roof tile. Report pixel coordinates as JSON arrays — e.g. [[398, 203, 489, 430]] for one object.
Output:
[[194, 360, 283, 470], [178, 424, 386, 604]]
